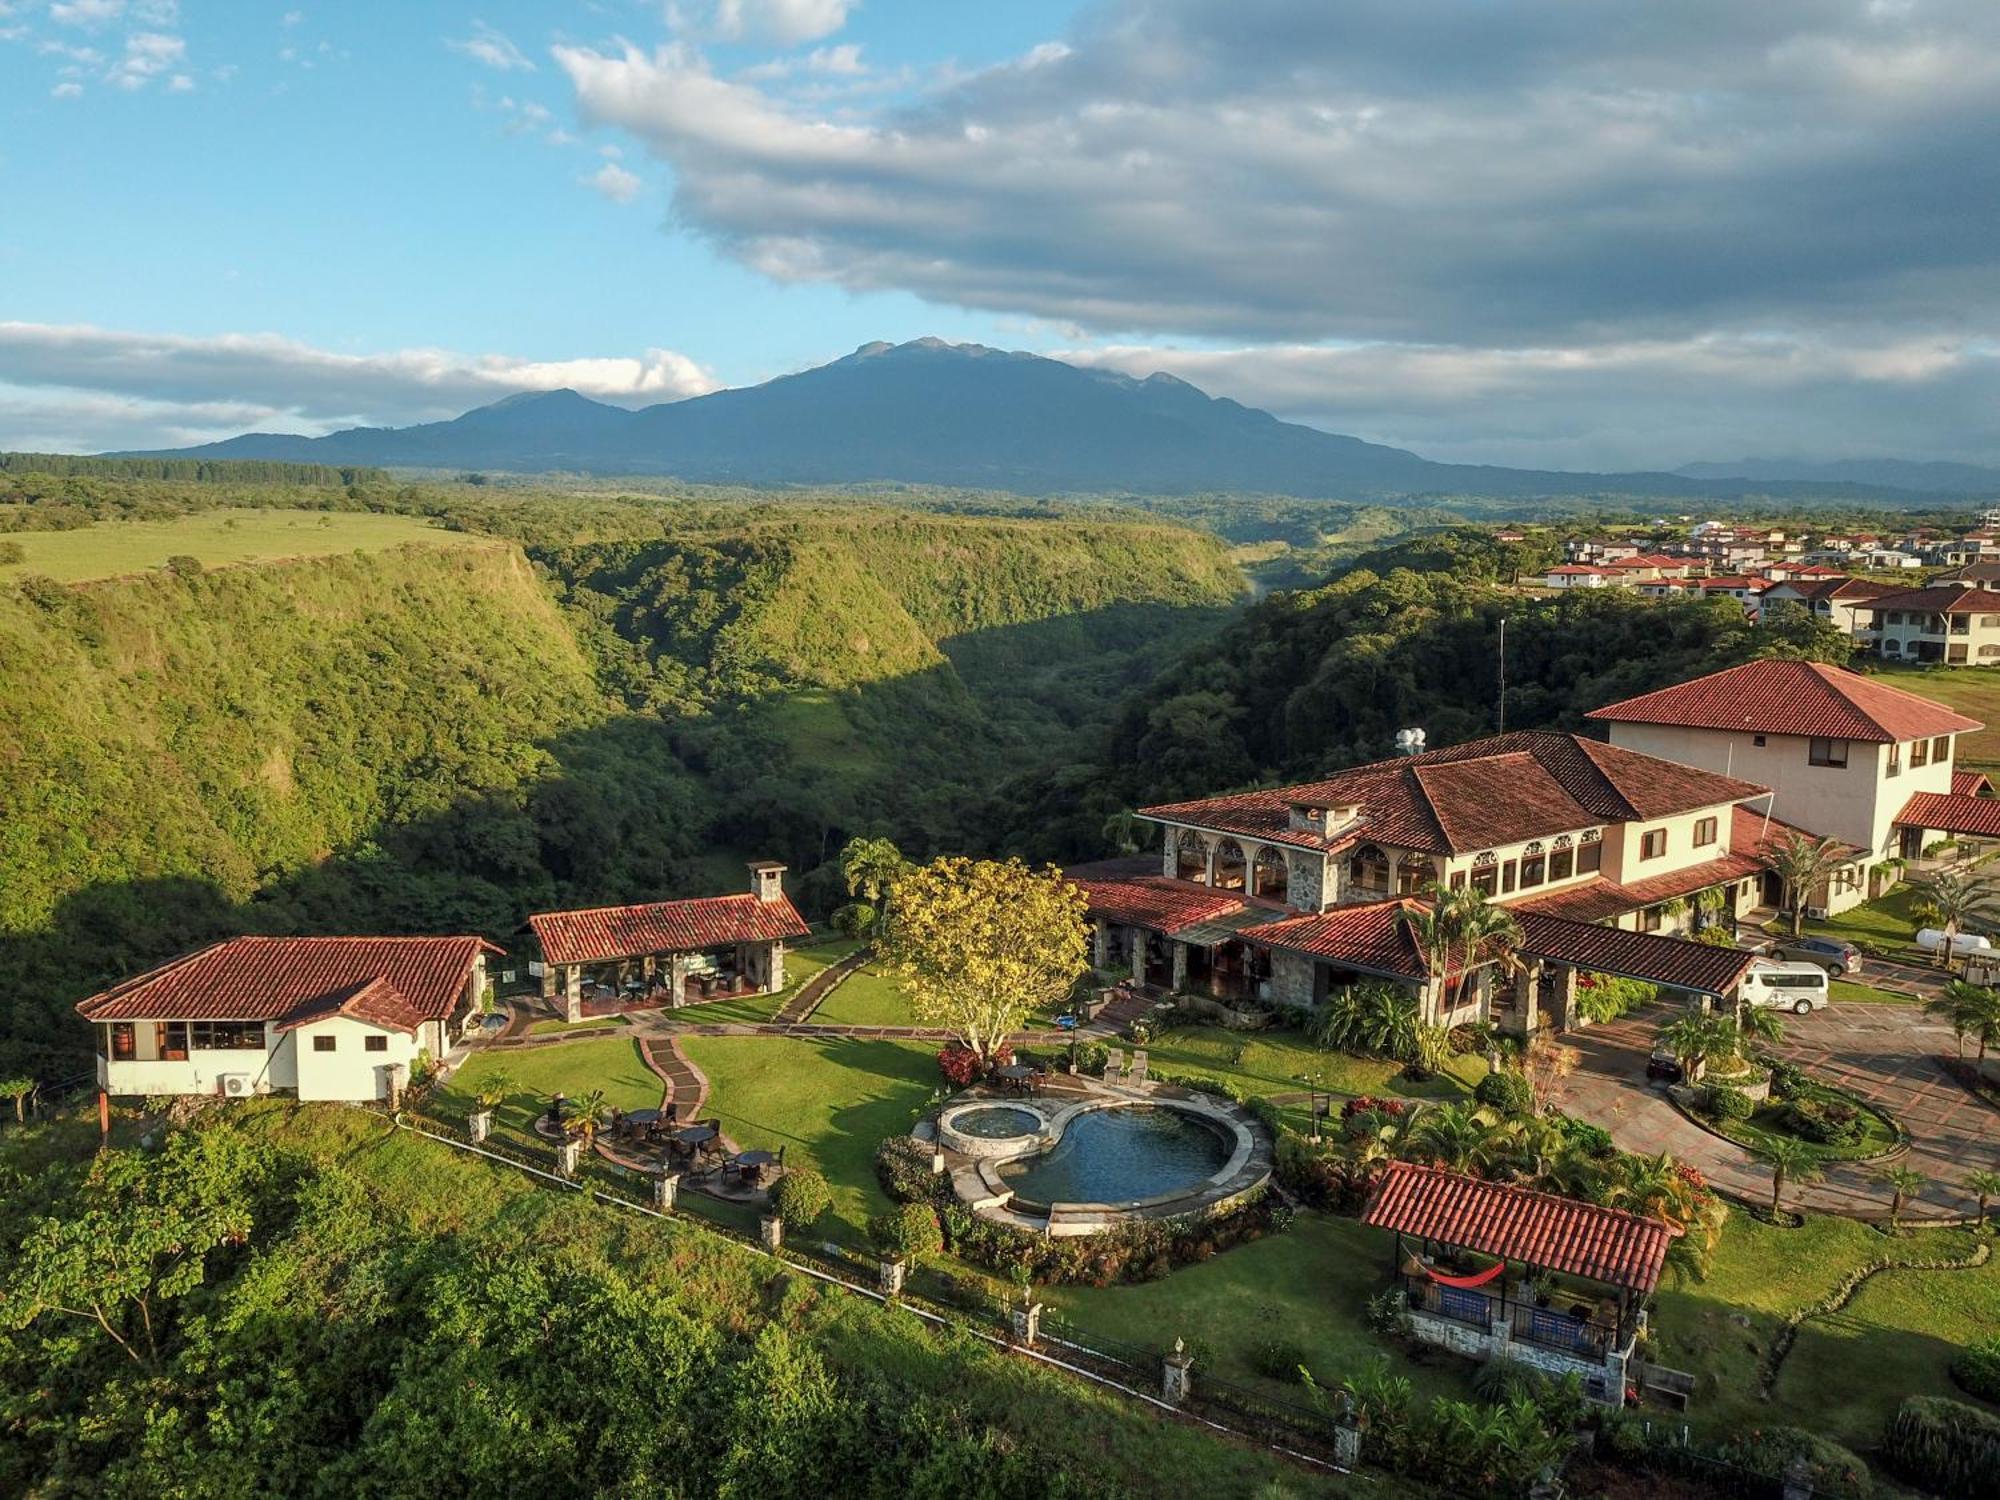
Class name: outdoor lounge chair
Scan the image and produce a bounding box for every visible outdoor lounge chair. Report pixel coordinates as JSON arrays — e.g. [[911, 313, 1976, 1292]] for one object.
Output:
[[1127, 1050, 1148, 1087], [1103, 1047, 1124, 1086]]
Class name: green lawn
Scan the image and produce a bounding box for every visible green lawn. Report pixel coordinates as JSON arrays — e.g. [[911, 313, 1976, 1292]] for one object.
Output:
[[1830, 980, 1920, 1005], [1142, 1024, 1483, 1105], [1870, 663, 2000, 768], [1045, 1212, 1474, 1406], [808, 959, 919, 1028], [0, 508, 472, 582], [524, 1015, 628, 1037], [1803, 883, 1927, 952], [676, 1034, 941, 1243], [671, 935, 860, 1025], [436, 1035, 661, 1148]]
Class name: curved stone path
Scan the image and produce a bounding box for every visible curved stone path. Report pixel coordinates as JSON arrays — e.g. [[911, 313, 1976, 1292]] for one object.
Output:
[[771, 946, 871, 1025]]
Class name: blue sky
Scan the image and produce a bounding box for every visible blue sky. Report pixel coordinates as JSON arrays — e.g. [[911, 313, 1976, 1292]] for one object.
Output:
[[5, 1, 2000, 470]]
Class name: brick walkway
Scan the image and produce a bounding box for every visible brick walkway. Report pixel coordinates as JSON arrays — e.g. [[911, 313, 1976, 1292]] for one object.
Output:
[[771, 947, 870, 1025], [1557, 1001, 2000, 1221]]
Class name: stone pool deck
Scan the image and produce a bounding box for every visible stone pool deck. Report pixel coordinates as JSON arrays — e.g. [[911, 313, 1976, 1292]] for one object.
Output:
[[936, 1074, 1274, 1237]]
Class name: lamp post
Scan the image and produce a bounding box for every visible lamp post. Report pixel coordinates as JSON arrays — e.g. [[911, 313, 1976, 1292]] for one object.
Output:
[[1302, 1069, 1324, 1145]]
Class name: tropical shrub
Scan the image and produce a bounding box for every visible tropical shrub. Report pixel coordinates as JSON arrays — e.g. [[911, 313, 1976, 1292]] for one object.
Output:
[[1716, 1425, 1873, 1500], [1882, 1395, 2000, 1497], [874, 1135, 944, 1205], [1783, 1094, 1863, 1147], [770, 1167, 831, 1228], [1473, 1070, 1533, 1115], [1549, 1114, 1616, 1159], [868, 1202, 944, 1260], [1251, 1337, 1315, 1384], [1767, 1058, 1811, 1100], [1364, 1288, 1413, 1341], [1574, 973, 1657, 1024], [937, 1041, 1011, 1086], [1470, 1355, 1545, 1406], [1341, 1095, 1412, 1123], [1950, 1336, 2000, 1403], [1703, 1085, 1753, 1122]]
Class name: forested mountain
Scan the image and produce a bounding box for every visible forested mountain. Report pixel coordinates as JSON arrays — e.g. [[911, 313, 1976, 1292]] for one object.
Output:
[[129, 338, 1954, 501], [1677, 455, 2000, 494], [0, 505, 1241, 1074]]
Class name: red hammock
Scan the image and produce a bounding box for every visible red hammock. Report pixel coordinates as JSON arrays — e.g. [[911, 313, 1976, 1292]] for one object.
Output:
[[1417, 1260, 1505, 1290]]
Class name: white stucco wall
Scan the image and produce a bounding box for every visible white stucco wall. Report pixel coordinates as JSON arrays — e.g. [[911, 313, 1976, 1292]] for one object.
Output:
[[284, 1017, 422, 1102]]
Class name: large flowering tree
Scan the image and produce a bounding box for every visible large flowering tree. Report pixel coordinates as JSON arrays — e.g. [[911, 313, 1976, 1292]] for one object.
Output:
[[880, 855, 1090, 1060]]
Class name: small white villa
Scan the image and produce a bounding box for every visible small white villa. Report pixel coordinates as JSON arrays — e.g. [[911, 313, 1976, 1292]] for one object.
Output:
[[78, 934, 499, 1103]]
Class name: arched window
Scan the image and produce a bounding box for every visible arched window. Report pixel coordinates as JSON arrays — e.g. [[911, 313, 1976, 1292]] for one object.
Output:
[[1550, 832, 1577, 881], [1253, 845, 1290, 902], [1470, 850, 1498, 897], [1174, 828, 1208, 883], [1520, 840, 1549, 890], [1347, 843, 1391, 896], [1213, 838, 1247, 892], [1396, 857, 1437, 896]]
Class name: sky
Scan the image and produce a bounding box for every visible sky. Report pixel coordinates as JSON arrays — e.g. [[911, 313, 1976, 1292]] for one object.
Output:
[[3, 0, 1999, 470]]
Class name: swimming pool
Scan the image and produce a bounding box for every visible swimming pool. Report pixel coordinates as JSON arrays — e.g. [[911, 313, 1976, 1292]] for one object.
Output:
[[997, 1104, 1231, 1207]]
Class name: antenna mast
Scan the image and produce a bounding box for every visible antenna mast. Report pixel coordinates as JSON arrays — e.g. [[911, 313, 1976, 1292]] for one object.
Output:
[[1497, 615, 1508, 735]]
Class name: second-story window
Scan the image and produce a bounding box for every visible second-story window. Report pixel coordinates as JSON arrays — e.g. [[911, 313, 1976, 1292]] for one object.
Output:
[[1639, 829, 1667, 861], [1808, 738, 1849, 768], [1887, 743, 1902, 778], [1549, 836, 1575, 881], [1912, 739, 1930, 768], [1693, 815, 1718, 847], [1519, 842, 1546, 889], [1935, 735, 1952, 762]]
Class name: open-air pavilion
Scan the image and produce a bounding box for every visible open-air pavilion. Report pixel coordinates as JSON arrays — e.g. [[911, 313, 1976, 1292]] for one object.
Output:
[[1363, 1161, 1685, 1406]]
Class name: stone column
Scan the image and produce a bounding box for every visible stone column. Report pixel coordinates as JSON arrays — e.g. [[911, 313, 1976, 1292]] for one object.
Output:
[[1130, 932, 1146, 987], [1161, 1338, 1193, 1406], [655, 1171, 681, 1210], [879, 1257, 907, 1296], [759, 1214, 784, 1252], [556, 1137, 582, 1179], [1332, 1396, 1366, 1469], [769, 940, 787, 993], [468, 1108, 493, 1144], [666, 954, 687, 1010], [1544, 965, 1577, 1032], [1092, 919, 1111, 971], [563, 966, 583, 1025], [1010, 1301, 1043, 1347], [386, 1064, 407, 1112], [1170, 942, 1189, 993], [931, 1146, 947, 1176]]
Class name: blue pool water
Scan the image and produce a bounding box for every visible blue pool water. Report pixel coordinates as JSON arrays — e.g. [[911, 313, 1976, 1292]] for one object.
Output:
[[998, 1106, 1229, 1205], [952, 1105, 1042, 1139]]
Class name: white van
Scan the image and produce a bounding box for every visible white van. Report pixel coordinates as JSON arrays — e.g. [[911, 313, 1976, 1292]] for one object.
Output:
[[1741, 959, 1830, 1014]]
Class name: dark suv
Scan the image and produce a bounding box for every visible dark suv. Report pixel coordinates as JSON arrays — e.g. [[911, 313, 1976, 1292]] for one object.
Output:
[[1765, 936, 1861, 978]]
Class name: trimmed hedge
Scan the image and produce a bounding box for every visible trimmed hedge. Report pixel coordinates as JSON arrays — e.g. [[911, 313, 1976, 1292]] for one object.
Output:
[[1883, 1395, 2000, 1497], [1473, 1069, 1533, 1115], [1950, 1335, 2000, 1404], [770, 1166, 831, 1227], [1715, 1425, 1873, 1500], [1704, 1085, 1753, 1122], [869, 1201, 944, 1260]]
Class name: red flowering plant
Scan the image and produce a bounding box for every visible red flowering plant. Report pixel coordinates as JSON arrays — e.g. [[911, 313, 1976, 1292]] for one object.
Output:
[[937, 1041, 1013, 1086]]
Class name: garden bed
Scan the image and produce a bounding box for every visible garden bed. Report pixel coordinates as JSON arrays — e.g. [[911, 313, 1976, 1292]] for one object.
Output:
[[1671, 1075, 1905, 1163]]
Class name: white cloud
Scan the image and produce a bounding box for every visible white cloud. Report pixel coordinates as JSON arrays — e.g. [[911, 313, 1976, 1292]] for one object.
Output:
[[0, 322, 719, 453], [49, 0, 123, 27], [448, 20, 535, 73], [712, 0, 849, 47], [51, 80, 83, 98], [282, 9, 303, 25], [583, 161, 642, 202], [166, 71, 191, 91], [739, 41, 865, 81], [107, 30, 184, 89]]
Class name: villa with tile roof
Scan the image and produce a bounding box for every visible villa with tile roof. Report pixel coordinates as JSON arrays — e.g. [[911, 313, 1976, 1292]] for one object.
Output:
[[1073, 729, 1771, 1027], [527, 862, 811, 1022], [1863, 583, 2000, 665], [1754, 575, 1896, 641], [1590, 660, 1986, 909], [76, 935, 500, 1102]]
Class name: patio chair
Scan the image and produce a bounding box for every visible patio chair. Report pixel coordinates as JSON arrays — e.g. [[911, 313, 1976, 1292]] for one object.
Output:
[[1103, 1047, 1124, 1086], [1128, 1050, 1148, 1087]]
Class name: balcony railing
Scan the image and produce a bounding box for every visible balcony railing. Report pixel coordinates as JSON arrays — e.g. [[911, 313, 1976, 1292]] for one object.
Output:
[[1400, 1273, 1628, 1360]]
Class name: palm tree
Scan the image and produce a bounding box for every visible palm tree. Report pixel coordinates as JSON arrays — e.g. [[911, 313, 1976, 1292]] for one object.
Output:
[[1352, 983, 1419, 1061], [1917, 868, 1991, 971], [566, 1088, 610, 1143], [0, 1078, 34, 1124], [835, 835, 909, 938], [1961, 1167, 2000, 1229], [1735, 1004, 1785, 1051], [1878, 1165, 1928, 1230], [1766, 830, 1850, 937], [474, 1070, 515, 1113], [1928, 980, 2000, 1066], [1614, 1151, 1697, 1222], [1659, 1013, 1733, 1080], [1100, 809, 1143, 856], [1756, 1137, 1824, 1217], [1399, 885, 1524, 1018], [1405, 1102, 1495, 1173]]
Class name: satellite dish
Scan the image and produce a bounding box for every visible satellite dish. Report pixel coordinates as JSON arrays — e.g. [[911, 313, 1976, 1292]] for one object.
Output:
[[1395, 727, 1427, 756]]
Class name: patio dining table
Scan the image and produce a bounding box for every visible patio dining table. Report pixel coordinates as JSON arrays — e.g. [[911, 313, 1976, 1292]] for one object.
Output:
[[672, 1125, 718, 1147], [624, 1108, 663, 1131], [993, 1063, 1040, 1095]]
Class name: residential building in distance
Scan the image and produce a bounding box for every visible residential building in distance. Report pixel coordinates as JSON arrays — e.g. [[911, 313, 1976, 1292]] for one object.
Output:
[[1935, 560, 2000, 590], [1866, 584, 2000, 665], [1590, 660, 1984, 904], [77, 935, 500, 1102], [1754, 576, 1895, 640], [1545, 564, 1609, 589]]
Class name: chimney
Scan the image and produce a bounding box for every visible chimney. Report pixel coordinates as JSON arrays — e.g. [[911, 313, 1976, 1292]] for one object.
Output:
[[748, 861, 787, 904]]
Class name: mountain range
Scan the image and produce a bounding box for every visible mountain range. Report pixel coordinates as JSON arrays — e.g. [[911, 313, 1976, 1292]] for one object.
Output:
[[124, 338, 1985, 501]]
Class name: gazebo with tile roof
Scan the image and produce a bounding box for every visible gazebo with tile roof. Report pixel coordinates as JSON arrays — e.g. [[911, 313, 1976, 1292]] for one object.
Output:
[[1363, 1161, 1676, 1404]]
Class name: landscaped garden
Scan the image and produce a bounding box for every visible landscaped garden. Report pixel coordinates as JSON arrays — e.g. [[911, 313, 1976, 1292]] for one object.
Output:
[[651, 934, 860, 1026], [436, 1034, 661, 1150]]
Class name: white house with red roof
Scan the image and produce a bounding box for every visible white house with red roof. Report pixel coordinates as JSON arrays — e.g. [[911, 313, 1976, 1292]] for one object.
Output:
[[76, 935, 499, 1102], [1865, 583, 2000, 665], [527, 862, 811, 1022], [1544, 564, 1608, 589], [1754, 576, 1895, 640], [1590, 660, 1984, 908], [1072, 730, 1770, 1026]]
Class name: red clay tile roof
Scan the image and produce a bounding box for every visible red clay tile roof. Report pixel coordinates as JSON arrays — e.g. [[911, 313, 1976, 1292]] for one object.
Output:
[[1862, 584, 2000, 614], [1140, 732, 1764, 857], [75, 936, 500, 1024], [273, 976, 427, 1035], [1953, 770, 1993, 797], [1762, 577, 1895, 605], [1363, 1162, 1673, 1295], [1071, 875, 1250, 938], [1728, 805, 1861, 863], [1547, 565, 1605, 576], [1512, 911, 1757, 998], [529, 893, 810, 967], [1238, 899, 1433, 980], [1589, 660, 1982, 743], [1695, 576, 1768, 590], [1895, 791, 2000, 840], [1513, 847, 1764, 925]]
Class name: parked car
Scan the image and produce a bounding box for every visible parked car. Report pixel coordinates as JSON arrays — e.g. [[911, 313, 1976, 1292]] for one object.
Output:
[[1765, 936, 1861, 978], [1646, 1045, 1684, 1083], [1741, 959, 1830, 1014]]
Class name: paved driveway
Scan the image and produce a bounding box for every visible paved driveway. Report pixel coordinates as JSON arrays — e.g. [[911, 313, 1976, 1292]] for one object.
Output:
[[1555, 1001, 2000, 1222]]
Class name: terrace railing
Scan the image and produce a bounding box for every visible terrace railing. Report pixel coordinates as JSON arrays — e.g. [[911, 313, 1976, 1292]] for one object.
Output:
[[1399, 1272, 1628, 1358]]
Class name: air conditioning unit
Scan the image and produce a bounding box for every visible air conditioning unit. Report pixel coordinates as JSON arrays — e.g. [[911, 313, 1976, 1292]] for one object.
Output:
[[1805, 905, 1830, 920], [218, 1072, 254, 1098]]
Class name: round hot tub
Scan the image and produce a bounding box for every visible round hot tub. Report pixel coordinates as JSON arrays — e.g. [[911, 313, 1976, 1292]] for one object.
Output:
[[938, 1102, 1050, 1158]]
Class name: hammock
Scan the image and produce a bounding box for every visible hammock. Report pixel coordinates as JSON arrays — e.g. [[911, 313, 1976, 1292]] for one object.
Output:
[[1403, 1254, 1506, 1290]]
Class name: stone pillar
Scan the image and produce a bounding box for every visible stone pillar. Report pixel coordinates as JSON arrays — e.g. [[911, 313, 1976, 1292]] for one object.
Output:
[[1010, 1301, 1043, 1347], [386, 1064, 407, 1112], [655, 1171, 681, 1211], [1130, 932, 1145, 987], [1161, 1338, 1193, 1406], [1332, 1396, 1365, 1469], [1170, 941, 1189, 993], [1092, 919, 1111, 971], [879, 1256, 907, 1296], [666, 954, 687, 1009], [562, 966, 583, 1025], [931, 1146, 946, 1175], [1544, 965, 1577, 1032], [769, 940, 787, 993], [556, 1137, 582, 1179], [468, 1108, 493, 1144], [759, 1214, 784, 1252]]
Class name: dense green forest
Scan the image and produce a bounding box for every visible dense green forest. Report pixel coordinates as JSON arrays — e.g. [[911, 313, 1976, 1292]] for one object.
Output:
[[0, 1104, 1320, 1497], [0, 502, 1242, 1074], [0, 452, 383, 485]]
